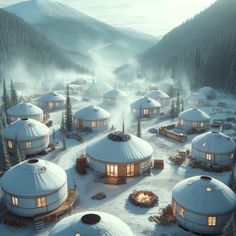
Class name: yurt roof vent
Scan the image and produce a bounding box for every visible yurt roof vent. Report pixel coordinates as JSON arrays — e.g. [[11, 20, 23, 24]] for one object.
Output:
[[108, 131, 131, 142], [200, 176, 212, 181], [81, 214, 101, 225], [21, 118, 28, 121], [27, 159, 39, 164]]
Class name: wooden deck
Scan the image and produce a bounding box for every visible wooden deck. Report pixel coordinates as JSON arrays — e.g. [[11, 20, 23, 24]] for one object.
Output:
[[34, 189, 77, 222]]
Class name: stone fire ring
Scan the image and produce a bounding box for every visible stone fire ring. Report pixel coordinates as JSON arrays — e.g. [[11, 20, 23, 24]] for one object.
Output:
[[129, 190, 158, 208]]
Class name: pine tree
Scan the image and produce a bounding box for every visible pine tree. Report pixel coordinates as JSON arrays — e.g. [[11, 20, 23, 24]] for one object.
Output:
[[65, 85, 73, 132], [52, 129, 56, 144], [62, 137, 67, 150], [176, 89, 181, 115], [2, 78, 10, 115], [11, 137, 21, 166], [10, 78, 18, 106], [137, 107, 142, 138], [1, 111, 7, 128], [223, 212, 236, 236], [170, 101, 176, 118], [61, 112, 65, 132], [181, 98, 184, 112], [0, 131, 11, 172]]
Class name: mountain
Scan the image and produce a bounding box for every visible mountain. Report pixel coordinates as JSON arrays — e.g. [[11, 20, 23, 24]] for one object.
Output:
[[0, 9, 89, 81], [138, 0, 236, 93], [5, 0, 157, 64]]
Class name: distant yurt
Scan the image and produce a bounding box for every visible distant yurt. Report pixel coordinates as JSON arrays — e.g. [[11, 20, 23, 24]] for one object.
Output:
[[146, 90, 170, 107], [184, 93, 207, 107], [1, 159, 68, 217], [85, 81, 111, 99], [73, 105, 111, 132], [178, 108, 210, 131], [130, 96, 161, 119], [172, 175, 236, 235], [191, 131, 235, 168], [7, 102, 44, 123], [103, 89, 127, 105], [3, 118, 49, 155], [37, 92, 66, 111], [199, 86, 216, 99], [86, 131, 153, 177], [49, 211, 134, 236], [157, 82, 178, 97]]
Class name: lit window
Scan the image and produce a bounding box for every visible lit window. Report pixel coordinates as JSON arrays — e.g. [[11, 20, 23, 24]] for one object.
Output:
[[206, 187, 212, 192], [172, 200, 176, 216], [127, 164, 135, 176], [205, 153, 212, 160], [200, 122, 204, 127], [92, 121, 97, 128], [25, 141, 32, 149], [143, 109, 149, 115], [180, 119, 184, 125], [178, 206, 185, 218], [48, 102, 53, 109], [8, 141, 13, 149], [36, 197, 46, 208], [208, 216, 216, 226], [11, 196, 19, 206], [106, 164, 118, 177]]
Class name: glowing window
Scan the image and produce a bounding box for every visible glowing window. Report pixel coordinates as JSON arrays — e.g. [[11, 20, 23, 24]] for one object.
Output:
[[127, 164, 135, 176], [48, 102, 53, 109], [178, 206, 185, 218], [26, 141, 32, 149], [92, 121, 97, 128], [206, 187, 212, 192], [143, 109, 149, 115], [208, 216, 216, 226], [180, 119, 184, 125], [205, 153, 212, 160], [200, 122, 204, 127], [11, 196, 19, 206], [8, 141, 13, 149], [106, 164, 118, 177], [172, 200, 176, 216], [36, 197, 46, 208]]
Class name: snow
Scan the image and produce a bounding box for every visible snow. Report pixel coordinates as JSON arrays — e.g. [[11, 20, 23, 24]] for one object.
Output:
[[0, 90, 235, 236]]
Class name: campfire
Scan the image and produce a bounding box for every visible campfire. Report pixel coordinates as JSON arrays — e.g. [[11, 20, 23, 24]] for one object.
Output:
[[129, 190, 158, 208]]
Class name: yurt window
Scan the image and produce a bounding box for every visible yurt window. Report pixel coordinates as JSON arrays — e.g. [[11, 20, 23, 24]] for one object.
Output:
[[180, 119, 184, 125], [106, 164, 118, 177], [127, 164, 135, 176], [192, 122, 197, 128], [48, 102, 53, 109], [205, 153, 212, 160], [36, 197, 46, 208], [55, 102, 59, 107], [178, 206, 185, 218], [143, 109, 149, 115], [172, 200, 176, 216], [92, 121, 97, 128], [200, 122, 204, 127], [11, 196, 19, 206], [208, 216, 216, 226], [26, 141, 32, 149], [8, 141, 13, 149]]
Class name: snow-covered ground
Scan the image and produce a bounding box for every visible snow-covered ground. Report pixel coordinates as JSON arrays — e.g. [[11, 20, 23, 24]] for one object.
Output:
[[0, 89, 236, 236]]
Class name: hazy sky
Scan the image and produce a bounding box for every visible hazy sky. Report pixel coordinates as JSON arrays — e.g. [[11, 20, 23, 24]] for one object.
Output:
[[1, 0, 217, 36]]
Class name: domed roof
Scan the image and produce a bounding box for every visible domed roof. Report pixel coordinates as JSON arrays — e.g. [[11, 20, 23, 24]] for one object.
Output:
[[86, 131, 153, 163], [49, 211, 134, 236], [103, 89, 127, 99], [73, 105, 110, 121], [146, 90, 169, 99], [199, 86, 215, 96], [1, 159, 67, 196], [173, 176, 236, 215], [7, 102, 43, 117], [192, 131, 235, 154], [184, 93, 207, 101], [131, 96, 161, 109], [37, 92, 66, 102], [179, 108, 210, 122], [4, 118, 49, 140]]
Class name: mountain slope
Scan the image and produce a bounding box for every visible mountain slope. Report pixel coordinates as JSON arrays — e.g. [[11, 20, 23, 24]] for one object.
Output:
[[5, 0, 157, 63], [0, 9, 89, 80], [138, 0, 236, 93]]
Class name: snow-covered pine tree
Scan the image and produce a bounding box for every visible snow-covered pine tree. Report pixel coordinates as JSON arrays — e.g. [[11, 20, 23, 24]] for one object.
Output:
[[0, 131, 11, 172], [137, 107, 142, 138], [65, 85, 73, 132], [2, 78, 10, 115], [170, 101, 176, 118], [176, 89, 181, 116], [11, 136, 21, 166], [10, 78, 18, 106]]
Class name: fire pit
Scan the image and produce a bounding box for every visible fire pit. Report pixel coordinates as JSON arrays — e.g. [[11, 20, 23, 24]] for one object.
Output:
[[129, 190, 158, 208]]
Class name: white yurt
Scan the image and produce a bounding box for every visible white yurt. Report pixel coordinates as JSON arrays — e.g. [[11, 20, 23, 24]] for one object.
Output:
[[73, 105, 111, 132], [3, 118, 49, 155], [103, 89, 127, 105], [172, 175, 236, 235], [178, 108, 210, 131], [130, 96, 161, 119], [85, 81, 111, 99], [146, 90, 170, 107], [1, 159, 68, 217], [199, 86, 216, 99], [7, 102, 44, 123], [49, 211, 134, 236], [37, 92, 66, 111], [184, 93, 207, 107], [86, 131, 153, 177], [191, 131, 235, 168]]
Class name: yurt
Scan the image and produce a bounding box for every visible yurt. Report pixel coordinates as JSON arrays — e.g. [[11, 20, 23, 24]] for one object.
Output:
[[7, 102, 44, 123], [103, 89, 127, 105], [73, 105, 111, 132], [184, 93, 207, 107], [1, 159, 68, 217], [199, 86, 216, 99], [146, 90, 170, 107], [130, 96, 161, 119], [191, 131, 235, 168], [37, 92, 66, 111], [49, 211, 134, 236], [178, 108, 210, 131], [85, 81, 111, 99], [86, 131, 153, 177], [3, 118, 49, 155], [172, 175, 236, 235]]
